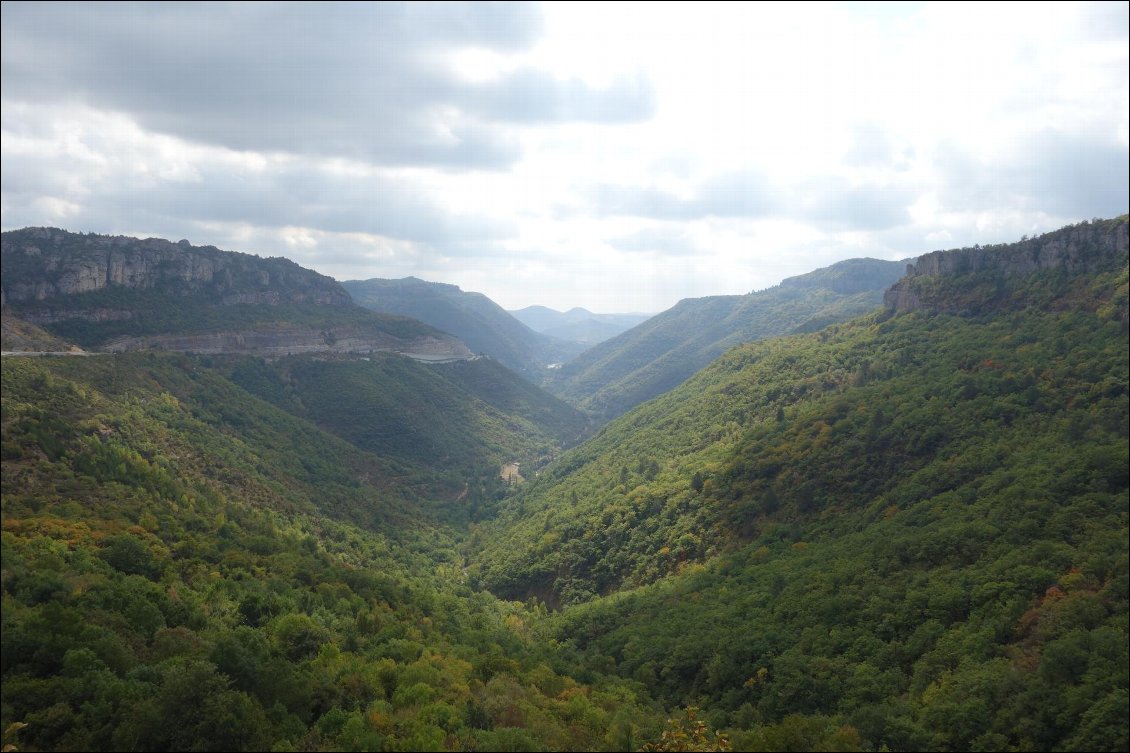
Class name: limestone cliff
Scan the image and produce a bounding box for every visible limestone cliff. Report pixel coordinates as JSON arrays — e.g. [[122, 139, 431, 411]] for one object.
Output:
[[1, 227, 473, 359], [1, 227, 350, 310], [884, 216, 1129, 313]]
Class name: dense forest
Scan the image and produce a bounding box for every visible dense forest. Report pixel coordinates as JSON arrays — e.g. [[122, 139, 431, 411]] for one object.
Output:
[[342, 278, 585, 380], [0, 353, 666, 751], [547, 258, 906, 423], [2, 218, 1127, 751]]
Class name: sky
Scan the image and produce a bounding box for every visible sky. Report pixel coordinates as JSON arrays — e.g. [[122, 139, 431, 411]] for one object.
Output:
[[2, 2, 1127, 313]]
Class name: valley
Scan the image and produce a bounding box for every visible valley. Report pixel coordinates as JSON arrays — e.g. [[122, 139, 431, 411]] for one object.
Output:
[[1, 217, 1127, 751]]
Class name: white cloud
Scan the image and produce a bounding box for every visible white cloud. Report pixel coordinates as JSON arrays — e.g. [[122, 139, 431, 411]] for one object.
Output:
[[2, 1, 1127, 313]]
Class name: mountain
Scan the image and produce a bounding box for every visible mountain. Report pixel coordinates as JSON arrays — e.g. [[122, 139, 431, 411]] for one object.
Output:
[[0, 351, 662, 751], [1, 228, 470, 360], [509, 306, 652, 346], [342, 277, 585, 379], [0, 311, 83, 353], [548, 257, 907, 422], [3, 217, 1126, 752], [470, 217, 1129, 749], [216, 352, 588, 481], [885, 216, 1130, 314]]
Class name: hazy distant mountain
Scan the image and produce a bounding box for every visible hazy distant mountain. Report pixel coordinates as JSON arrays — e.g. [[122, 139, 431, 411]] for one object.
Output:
[[548, 257, 908, 421], [509, 306, 652, 345], [342, 277, 586, 379]]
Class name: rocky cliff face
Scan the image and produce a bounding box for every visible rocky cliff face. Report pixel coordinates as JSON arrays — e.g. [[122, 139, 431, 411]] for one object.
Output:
[[1, 228, 474, 359], [884, 217, 1129, 313], [1, 227, 351, 309]]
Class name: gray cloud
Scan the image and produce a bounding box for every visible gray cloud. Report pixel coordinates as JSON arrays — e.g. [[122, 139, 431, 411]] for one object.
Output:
[[795, 177, 915, 232], [472, 70, 656, 124], [592, 170, 911, 231], [1078, 1, 1130, 43], [0, 143, 513, 249], [937, 132, 1130, 219], [0, 2, 654, 168]]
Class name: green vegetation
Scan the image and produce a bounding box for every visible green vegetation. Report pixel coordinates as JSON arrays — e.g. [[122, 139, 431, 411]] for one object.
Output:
[[2, 219, 1126, 751], [42, 296, 438, 348], [470, 255, 1128, 749], [0, 312, 80, 352], [0, 228, 444, 349], [548, 258, 906, 423], [218, 353, 588, 479], [0, 354, 666, 751], [344, 277, 585, 380]]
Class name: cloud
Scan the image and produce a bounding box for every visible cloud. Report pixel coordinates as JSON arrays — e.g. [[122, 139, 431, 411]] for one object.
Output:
[[471, 70, 656, 124], [3, 2, 1127, 314], [592, 184, 697, 220], [592, 170, 911, 231], [844, 123, 896, 168], [936, 131, 1130, 219], [0, 2, 654, 169], [0, 103, 514, 249], [592, 171, 778, 220], [608, 226, 698, 255], [795, 177, 915, 232]]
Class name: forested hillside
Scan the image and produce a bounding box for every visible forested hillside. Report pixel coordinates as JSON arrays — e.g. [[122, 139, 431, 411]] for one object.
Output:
[[2, 218, 1126, 752], [216, 353, 588, 480], [1, 229, 466, 359], [0, 354, 665, 751], [343, 277, 584, 379], [1, 312, 82, 353], [472, 217, 1129, 749], [548, 258, 906, 422]]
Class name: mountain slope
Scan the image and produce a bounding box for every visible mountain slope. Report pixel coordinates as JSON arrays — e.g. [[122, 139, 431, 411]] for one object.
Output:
[[509, 306, 652, 345], [469, 217, 1129, 750], [0, 353, 665, 751], [342, 277, 584, 378], [548, 257, 907, 421], [1, 228, 469, 360], [0, 311, 82, 353], [217, 352, 587, 481]]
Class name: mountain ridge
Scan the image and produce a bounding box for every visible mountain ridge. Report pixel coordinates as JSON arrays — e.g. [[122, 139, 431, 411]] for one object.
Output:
[[509, 305, 652, 345], [466, 217, 1127, 750], [342, 276, 585, 379], [548, 256, 908, 421], [1, 228, 472, 360], [885, 215, 1129, 314], [1, 216, 1126, 751]]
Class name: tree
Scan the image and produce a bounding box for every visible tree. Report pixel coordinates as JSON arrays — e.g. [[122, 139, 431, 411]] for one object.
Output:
[[640, 707, 730, 752]]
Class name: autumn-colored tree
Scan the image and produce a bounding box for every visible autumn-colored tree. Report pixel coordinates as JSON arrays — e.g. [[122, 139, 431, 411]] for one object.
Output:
[[640, 707, 730, 752]]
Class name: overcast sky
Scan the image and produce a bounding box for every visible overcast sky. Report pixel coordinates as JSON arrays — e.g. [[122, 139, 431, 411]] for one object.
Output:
[[2, 2, 1127, 312]]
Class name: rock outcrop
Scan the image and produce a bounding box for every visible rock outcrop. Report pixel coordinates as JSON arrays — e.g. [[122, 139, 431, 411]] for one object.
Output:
[[1, 227, 474, 359], [1, 227, 351, 309], [885, 217, 1129, 313]]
